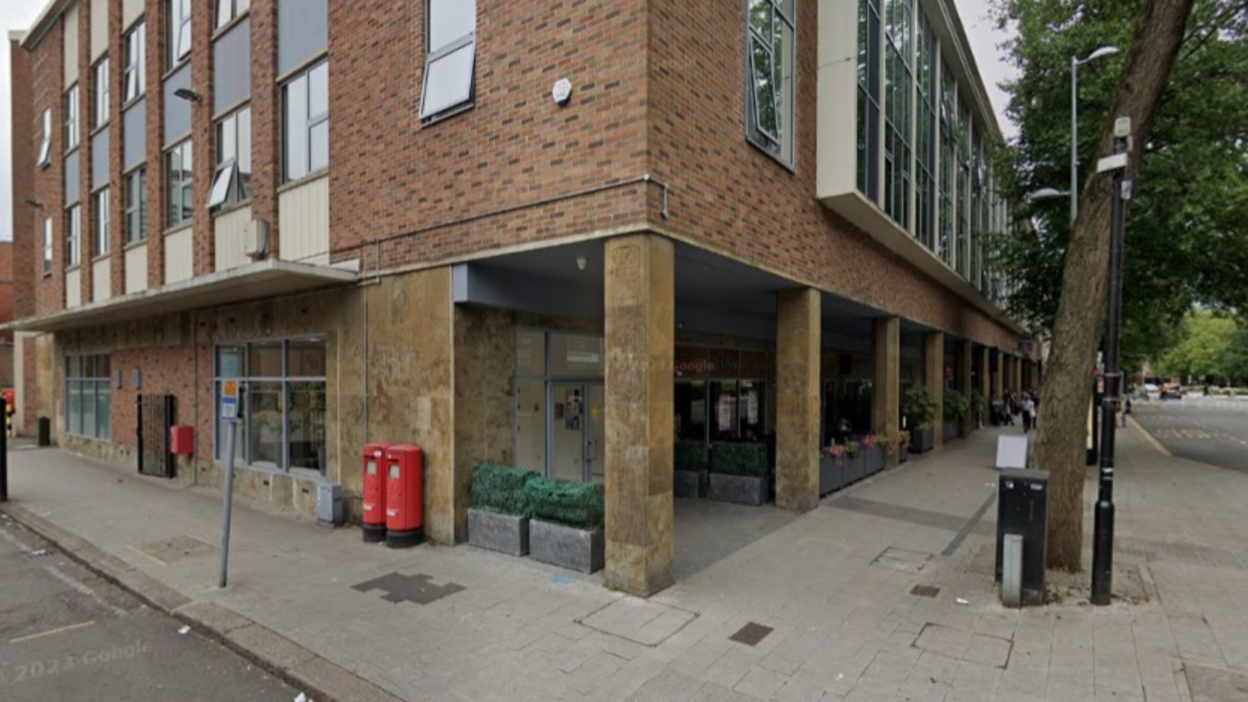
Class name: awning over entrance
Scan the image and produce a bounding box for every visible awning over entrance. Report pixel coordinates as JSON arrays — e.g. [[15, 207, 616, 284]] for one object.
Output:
[[6, 259, 359, 333]]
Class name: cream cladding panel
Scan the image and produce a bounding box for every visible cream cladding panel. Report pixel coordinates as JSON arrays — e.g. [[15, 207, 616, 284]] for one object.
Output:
[[123, 0, 144, 28], [90, 0, 108, 60], [66, 268, 81, 307], [165, 227, 194, 283], [278, 177, 330, 265], [125, 243, 147, 293], [214, 205, 253, 272], [64, 4, 79, 86], [93, 258, 111, 302]]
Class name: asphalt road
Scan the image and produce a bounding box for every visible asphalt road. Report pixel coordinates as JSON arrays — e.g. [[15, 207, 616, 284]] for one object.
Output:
[[0, 515, 296, 702], [1129, 396, 1248, 472]]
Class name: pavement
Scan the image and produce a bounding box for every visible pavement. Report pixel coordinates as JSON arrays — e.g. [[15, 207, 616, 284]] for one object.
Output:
[[2, 418, 1248, 702], [0, 514, 296, 701]]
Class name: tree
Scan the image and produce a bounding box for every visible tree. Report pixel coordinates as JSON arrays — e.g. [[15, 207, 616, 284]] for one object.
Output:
[[1156, 311, 1237, 381], [996, 0, 1198, 571]]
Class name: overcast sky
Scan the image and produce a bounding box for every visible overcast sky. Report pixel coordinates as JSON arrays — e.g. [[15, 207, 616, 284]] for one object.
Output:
[[0, 0, 1019, 242]]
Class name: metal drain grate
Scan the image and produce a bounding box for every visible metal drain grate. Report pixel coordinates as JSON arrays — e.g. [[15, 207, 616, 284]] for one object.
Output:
[[729, 622, 774, 647], [910, 584, 941, 598]]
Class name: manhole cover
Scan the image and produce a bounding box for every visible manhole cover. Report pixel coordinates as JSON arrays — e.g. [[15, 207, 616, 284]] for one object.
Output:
[[131, 535, 217, 565], [580, 598, 697, 646], [911, 584, 941, 598], [872, 546, 932, 573], [729, 622, 774, 647]]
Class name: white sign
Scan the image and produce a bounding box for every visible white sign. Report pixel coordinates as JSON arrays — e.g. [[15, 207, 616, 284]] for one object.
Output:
[[996, 436, 1029, 470], [221, 380, 240, 421]]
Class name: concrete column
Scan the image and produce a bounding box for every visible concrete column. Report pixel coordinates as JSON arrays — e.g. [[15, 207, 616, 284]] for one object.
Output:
[[604, 234, 674, 597], [925, 332, 945, 450], [978, 346, 991, 424], [775, 288, 821, 513], [872, 317, 901, 468], [958, 341, 973, 410], [992, 349, 1004, 400]]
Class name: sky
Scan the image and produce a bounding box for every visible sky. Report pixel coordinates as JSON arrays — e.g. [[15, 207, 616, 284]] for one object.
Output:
[[0, 0, 1019, 242]]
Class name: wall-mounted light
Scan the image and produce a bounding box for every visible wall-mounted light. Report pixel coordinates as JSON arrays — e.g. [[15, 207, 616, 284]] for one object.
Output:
[[173, 88, 203, 103], [576, 256, 587, 271]]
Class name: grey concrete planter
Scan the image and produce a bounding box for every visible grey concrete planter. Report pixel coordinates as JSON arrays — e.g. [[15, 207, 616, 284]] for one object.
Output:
[[529, 519, 604, 574], [899, 444, 909, 463], [468, 508, 529, 557], [844, 453, 866, 484], [910, 428, 935, 454], [864, 446, 884, 475], [943, 418, 962, 444], [819, 456, 844, 496], [674, 470, 708, 499], [708, 473, 769, 506]]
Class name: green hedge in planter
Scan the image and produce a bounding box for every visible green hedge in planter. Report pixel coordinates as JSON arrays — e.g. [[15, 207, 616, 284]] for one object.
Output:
[[470, 463, 540, 516], [526, 477, 605, 531], [709, 442, 768, 478], [675, 440, 709, 473]]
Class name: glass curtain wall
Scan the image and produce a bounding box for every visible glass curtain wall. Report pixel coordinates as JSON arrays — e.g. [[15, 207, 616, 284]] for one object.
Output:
[[957, 102, 971, 277], [938, 62, 955, 266], [856, 0, 881, 201], [914, 8, 936, 250], [883, 0, 912, 228]]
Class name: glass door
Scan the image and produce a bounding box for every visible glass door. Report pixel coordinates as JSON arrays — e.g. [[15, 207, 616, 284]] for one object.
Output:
[[551, 382, 604, 483], [586, 384, 605, 484]]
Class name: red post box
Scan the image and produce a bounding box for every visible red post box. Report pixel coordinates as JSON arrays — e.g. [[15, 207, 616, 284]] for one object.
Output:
[[170, 426, 195, 456], [362, 442, 390, 543], [384, 444, 424, 548]]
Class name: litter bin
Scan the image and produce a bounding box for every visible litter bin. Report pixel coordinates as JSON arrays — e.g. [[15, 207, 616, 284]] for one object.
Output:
[[995, 469, 1049, 606], [37, 417, 51, 447]]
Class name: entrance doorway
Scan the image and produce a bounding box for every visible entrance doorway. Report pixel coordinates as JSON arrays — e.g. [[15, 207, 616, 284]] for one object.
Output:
[[551, 383, 605, 484]]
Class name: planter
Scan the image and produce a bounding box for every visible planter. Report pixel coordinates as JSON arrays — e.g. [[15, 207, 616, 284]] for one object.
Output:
[[468, 508, 529, 557], [863, 446, 884, 475], [819, 456, 844, 496], [708, 472, 769, 506], [899, 443, 909, 463], [910, 428, 935, 454], [529, 519, 604, 573], [674, 470, 709, 499], [844, 453, 866, 484]]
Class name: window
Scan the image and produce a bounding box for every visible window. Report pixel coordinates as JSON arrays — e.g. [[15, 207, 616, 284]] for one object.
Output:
[[420, 0, 477, 122], [94, 188, 110, 256], [856, 0, 880, 198], [745, 0, 795, 166], [938, 62, 955, 266], [165, 140, 193, 228], [38, 108, 52, 167], [883, 0, 911, 227], [957, 103, 971, 277], [65, 354, 111, 440], [65, 84, 80, 151], [914, 9, 936, 250], [43, 218, 53, 275], [65, 205, 82, 268], [216, 0, 249, 30], [209, 106, 251, 209], [281, 61, 328, 182], [124, 21, 146, 102], [93, 58, 110, 128], [125, 168, 148, 243], [167, 0, 191, 66], [214, 338, 327, 473]]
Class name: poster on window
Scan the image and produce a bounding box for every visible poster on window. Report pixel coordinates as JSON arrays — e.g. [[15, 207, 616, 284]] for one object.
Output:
[[716, 394, 735, 432], [745, 391, 758, 425], [690, 399, 705, 426]]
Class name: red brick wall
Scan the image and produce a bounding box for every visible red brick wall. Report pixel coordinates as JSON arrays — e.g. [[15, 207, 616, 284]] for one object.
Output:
[[30, 20, 65, 316], [109, 343, 211, 454], [8, 35, 36, 323]]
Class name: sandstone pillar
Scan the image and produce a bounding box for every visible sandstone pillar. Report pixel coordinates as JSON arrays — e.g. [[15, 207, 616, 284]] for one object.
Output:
[[775, 288, 821, 513], [992, 348, 1004, 401], [959, 340, 973, 428], [604, 234, 674, 596], [872, 317, 900, 468], [925, 332, 945, 450], [979, 345, 991, 425]]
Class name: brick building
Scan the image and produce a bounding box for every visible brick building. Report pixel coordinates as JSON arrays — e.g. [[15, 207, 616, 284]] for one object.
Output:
[[8, 0, 1039, 595]]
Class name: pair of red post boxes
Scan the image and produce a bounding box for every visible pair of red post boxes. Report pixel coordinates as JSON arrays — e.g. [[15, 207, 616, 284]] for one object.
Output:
[[362, 443, 424, 548]]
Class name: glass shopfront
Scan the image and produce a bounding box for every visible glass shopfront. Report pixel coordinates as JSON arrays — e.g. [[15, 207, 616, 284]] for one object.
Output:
[[514, 329, 605, 484], [674, 346, 768, 443]]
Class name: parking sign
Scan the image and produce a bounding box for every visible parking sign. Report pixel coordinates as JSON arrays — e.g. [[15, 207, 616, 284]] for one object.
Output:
[[221, 380, 239, 421]]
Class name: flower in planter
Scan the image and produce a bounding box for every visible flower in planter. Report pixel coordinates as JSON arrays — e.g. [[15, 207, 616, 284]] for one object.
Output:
[[820, 443, 846, 459], [861, 433, 878, 451], [843, 440, 862, 457]]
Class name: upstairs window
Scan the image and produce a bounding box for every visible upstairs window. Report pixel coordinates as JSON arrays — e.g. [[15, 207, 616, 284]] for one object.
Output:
[[38, 108, 52, 167], [210, 106, 252, 208], [167, 0, 192, 66], [124, 22, 146, 102], [43, 218, 53, 275], [93, 57, 110, 128], [65, 85, 80, 151], [745, 0, 795, 167], [125, 168, 149, 243], [420, 0, 477, 122], [281, 61, 328, 182], [66, 204, 82, 268], [94, 188, 111, 256], [165, 140, 193, 228], [216, 0, 250, 30]]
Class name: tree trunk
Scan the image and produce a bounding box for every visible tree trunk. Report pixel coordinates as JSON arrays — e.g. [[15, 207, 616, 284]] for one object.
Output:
[[1035, 0, 1196, 572]]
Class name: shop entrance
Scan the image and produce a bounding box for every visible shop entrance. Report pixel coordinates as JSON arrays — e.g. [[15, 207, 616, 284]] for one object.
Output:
[[551, 382, 605, 484]]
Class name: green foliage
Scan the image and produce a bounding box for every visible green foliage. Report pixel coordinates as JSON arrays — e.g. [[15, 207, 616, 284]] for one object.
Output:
[[674, 440, 709, 473], [526, 477, 605, 531], [990, 0, 1248, 365], [1157, 311, 1248, 383], [901, 385, 938, 430], [971, 389, 988, 416], [943, 388, 971, 422], [469, 463, 539, 517], [709, 442, 768, 478]]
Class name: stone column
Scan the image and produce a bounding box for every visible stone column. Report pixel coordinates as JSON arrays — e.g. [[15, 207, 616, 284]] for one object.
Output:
[[925, 332, 945, 450], [604, 234, 674, 597], [992, 349, 1004, 400], [872, 317, 900, 468], [979, 345, 991, 423], [959, 340, 973, 427], [776, 288, 821, 513]]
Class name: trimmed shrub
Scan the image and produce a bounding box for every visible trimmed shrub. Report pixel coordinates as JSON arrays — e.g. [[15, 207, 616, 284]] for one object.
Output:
[[902, 385, 938, 430], [675, 440, 709, 473], [526, 477, 605, 531], [709, 442, 768, 478], [470, 463, 539, 517]]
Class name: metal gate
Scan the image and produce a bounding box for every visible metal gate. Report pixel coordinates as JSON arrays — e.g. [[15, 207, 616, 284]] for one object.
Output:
[[137, 394, 176, 478]]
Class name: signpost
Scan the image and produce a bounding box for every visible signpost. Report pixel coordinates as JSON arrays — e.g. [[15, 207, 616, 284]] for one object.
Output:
[[218, 380, 239, 588]]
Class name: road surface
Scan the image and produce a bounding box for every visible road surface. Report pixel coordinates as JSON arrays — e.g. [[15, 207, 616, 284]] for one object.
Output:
[[1129, 396, 1248, 472]]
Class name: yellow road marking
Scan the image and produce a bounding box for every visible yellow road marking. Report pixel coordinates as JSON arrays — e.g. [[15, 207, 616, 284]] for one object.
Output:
[[1133, 422, 1172, 457], [8, 620, 96, 644]]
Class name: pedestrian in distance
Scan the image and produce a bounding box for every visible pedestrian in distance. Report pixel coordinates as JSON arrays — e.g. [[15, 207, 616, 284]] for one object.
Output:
[[1022, 394, 1035, 433]]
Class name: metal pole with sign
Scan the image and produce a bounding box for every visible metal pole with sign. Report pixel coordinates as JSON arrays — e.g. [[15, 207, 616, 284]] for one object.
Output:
[[218, 380, 240, 588]]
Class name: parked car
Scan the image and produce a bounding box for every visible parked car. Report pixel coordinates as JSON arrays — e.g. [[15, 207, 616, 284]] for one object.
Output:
[[1160, 384, 1184, 400]]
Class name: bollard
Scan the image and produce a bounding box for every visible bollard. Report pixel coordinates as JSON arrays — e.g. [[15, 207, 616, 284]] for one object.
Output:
[[1001, 533, 1023, 608], [1, 396, 8, 502]]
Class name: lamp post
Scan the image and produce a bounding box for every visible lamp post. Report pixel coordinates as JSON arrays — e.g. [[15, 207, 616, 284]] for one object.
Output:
[[1071, 46, 1120, 224]]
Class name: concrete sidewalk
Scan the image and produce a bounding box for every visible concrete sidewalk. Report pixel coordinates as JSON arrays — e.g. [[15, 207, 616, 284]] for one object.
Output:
[[3, 423, 1247, 702]]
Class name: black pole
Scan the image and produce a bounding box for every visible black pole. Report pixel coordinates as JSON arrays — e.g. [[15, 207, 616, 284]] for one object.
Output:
[[1092, 124, 1129, 605], [1, 396, 8, 502]]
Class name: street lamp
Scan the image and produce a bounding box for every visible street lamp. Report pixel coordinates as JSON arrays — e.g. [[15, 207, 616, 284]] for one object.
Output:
[[1071, 46, 1120, 223]]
